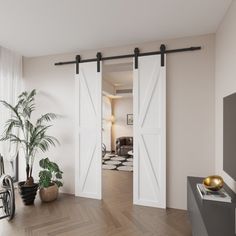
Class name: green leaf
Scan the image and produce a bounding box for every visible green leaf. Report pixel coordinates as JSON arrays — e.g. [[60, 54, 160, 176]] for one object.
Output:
[[29, 89, 36, 98], [38, 170, 52, 188], [39, 158, 50, 169], [55, 172, 62, 179], [54, 180, 63, 188], [18, 91, 28, 99], [0, 100, 23, 126], [36, 113, 58, 125]]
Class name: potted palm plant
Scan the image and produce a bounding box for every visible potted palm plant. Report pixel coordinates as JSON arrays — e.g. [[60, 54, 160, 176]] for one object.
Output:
[[39, 158, 63, 202], [0, 89, 59, 205]]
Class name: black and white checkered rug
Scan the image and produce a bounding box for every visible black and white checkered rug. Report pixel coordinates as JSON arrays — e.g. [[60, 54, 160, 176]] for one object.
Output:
[[102, 154, 133, 171]]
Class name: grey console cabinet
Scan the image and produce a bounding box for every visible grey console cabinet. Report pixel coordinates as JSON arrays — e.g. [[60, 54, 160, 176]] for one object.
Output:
[[187, 177, 236, 236]]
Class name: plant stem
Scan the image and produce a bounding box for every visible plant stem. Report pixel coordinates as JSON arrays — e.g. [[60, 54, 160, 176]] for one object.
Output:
[[26, 164, 29, 180]]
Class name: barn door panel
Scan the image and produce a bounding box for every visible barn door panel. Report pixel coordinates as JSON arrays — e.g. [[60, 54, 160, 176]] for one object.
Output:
[[133, 55, 166, 208], [75, 62, 102, 199]]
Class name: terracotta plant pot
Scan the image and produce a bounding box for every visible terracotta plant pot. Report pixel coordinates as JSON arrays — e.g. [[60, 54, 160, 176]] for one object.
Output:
[[39, 183, 58, 202], [18, 181, 39, 205]]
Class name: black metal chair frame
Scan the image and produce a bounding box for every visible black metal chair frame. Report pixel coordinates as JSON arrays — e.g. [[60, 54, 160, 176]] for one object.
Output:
[[0, 154, 15, 221]]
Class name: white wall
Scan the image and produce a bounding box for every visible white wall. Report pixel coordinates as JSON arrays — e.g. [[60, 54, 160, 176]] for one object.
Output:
[[215, 1, 236, 192], [23, 34, 215, 209], [111, 97, 133, 151]]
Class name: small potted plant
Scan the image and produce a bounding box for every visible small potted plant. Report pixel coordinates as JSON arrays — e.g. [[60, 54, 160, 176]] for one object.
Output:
[[39, 158, 63, 202], [0, 90, 59, 205]]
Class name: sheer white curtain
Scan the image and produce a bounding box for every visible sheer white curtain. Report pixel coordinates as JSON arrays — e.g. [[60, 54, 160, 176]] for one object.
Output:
[[0, 46, 22, 176]]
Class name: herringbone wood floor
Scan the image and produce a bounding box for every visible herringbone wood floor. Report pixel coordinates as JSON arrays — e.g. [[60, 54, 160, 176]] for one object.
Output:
[[0, 171, 191, 236]]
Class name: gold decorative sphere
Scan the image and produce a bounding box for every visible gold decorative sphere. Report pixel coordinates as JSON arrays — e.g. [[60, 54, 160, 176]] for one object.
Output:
[[203, 175, 224, 191]]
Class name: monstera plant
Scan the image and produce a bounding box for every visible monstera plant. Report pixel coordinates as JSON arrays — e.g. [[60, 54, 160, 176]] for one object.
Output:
[[38, 157, 63, 202], [0, 89, 59, 205]]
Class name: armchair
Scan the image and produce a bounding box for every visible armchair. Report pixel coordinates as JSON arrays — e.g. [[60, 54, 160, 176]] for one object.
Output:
[[116, 137, 133, 156]]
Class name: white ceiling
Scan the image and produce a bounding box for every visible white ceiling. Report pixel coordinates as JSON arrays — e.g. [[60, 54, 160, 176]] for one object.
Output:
[[103, 63, 133, 88], [0, 0, 232, 57], [104, 70, 133, 88]]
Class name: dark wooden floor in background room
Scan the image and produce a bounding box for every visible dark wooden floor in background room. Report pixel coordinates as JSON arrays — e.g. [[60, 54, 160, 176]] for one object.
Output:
[[0, 171, 191, 236]]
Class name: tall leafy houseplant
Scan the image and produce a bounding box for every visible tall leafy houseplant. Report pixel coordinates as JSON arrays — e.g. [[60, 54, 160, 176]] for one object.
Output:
[[0, 90, 59, 188]]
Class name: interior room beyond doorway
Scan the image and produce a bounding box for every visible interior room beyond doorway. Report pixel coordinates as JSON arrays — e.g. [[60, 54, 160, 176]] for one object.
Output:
[[102, 62, 133, 205], [102, 62, 133, 173]]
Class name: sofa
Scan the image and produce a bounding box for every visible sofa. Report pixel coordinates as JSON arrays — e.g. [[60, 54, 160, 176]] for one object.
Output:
[[116, 137, 133, 156]]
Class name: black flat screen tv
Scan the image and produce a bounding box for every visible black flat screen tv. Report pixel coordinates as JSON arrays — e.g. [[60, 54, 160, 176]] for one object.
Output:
[[223, 92, 236, 181]]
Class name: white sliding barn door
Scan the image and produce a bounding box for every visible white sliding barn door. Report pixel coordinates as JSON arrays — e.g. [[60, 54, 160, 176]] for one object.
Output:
[[75, 62, 102, 199], [133, 55, 166, 208]]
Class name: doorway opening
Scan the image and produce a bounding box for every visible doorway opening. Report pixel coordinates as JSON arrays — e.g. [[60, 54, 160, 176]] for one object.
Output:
[[102, 62, 133, 203]]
